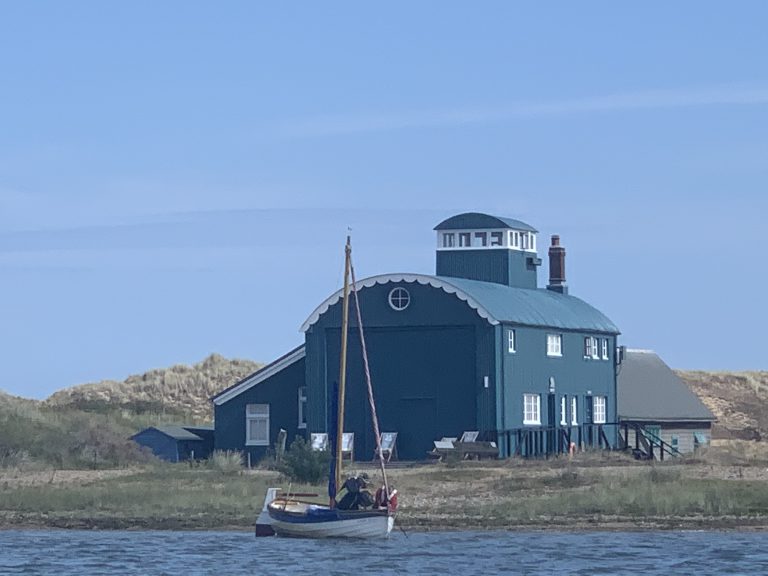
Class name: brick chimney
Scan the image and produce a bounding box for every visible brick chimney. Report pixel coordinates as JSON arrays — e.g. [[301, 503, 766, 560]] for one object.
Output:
[[547, 235, 568, 294]]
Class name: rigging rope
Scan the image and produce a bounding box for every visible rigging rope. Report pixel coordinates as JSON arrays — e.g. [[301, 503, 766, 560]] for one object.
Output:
[[349, 253, 391, 501]]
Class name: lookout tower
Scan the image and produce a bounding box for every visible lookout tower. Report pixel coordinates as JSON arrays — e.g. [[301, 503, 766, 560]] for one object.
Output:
[[434, 212, 541, 289]]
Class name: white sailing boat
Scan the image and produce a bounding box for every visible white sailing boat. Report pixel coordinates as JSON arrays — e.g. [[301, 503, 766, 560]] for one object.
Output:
[[264, 236, 398, 538]]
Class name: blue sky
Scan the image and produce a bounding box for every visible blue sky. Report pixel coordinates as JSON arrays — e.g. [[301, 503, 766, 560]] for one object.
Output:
[[1, 2, 766, 398]]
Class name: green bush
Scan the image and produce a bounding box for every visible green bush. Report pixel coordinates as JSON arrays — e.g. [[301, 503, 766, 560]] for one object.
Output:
[[274, 437, 330, 484]]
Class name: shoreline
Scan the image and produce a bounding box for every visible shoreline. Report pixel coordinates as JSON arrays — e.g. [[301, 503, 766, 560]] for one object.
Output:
[[2, 513, 768, 532]]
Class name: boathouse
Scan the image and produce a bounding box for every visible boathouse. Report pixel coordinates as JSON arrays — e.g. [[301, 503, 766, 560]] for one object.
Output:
[[213, 212, 621, 462], [131, 425, 214, 462], [618, 349, 715, 458]]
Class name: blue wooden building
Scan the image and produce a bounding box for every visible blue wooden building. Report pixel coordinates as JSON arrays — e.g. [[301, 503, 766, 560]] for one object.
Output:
[[131, 425, 214, 462], [213, 212, 620, 462]]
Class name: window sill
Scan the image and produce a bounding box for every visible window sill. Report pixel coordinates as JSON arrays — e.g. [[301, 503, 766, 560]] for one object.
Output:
[[298, 424, 307, 430], [245, 441, 269, 447], [522, 421, 541, 426]]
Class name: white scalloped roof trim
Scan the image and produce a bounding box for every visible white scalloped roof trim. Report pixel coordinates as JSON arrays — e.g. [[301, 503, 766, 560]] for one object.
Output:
[[300, 273, 498, 332]]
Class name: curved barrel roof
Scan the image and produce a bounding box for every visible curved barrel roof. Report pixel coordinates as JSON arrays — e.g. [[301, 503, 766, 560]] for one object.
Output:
[[434, 212, 538, 233], [301, 273, 619, 334]]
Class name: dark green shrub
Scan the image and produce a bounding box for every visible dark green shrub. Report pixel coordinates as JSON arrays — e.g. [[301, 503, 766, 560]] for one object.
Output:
[[274, 437, 330, 484]]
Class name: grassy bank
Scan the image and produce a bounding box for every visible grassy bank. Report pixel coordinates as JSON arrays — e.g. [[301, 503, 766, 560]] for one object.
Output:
[[2, 445, 768, 531]]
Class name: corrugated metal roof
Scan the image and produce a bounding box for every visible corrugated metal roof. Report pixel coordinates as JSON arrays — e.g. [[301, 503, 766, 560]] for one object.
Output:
[[434, 212, 538, 233], [152, 425, 205, 441], [440, 276, 619, 333], [301, 273, 619, 334], [618, 350, 715, 422]]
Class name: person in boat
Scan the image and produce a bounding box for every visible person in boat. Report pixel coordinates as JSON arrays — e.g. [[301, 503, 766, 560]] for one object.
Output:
[[336, 473, 374, 510]]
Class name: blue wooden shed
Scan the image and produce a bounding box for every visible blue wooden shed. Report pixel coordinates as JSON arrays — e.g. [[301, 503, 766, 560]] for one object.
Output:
[[131, 425, 213, 462], [213, 212, 621, 461]]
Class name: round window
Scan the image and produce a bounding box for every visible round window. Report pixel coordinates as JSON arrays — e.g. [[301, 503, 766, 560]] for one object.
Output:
[[388, 287, 410, 311]]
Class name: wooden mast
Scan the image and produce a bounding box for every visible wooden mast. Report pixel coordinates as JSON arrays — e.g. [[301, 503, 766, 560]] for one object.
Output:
[[333, 235, 352, 505]]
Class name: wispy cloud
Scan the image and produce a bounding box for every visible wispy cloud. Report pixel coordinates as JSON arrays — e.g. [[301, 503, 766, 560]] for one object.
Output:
[[280, 85, 768, 137]]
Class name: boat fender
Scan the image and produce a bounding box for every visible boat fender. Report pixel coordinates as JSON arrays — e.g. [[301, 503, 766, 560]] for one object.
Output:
[[388, 489, 398, 512], [376, 487, 398, 511]]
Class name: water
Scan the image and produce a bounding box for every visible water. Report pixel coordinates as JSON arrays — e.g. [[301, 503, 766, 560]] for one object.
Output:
[[0, 530, 766, 575]]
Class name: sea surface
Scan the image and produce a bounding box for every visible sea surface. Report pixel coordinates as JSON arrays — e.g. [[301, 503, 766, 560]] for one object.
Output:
[[0, 529, 766, 575]]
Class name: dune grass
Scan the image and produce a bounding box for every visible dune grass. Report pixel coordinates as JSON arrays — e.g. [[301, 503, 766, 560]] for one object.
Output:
[[2, 449, 768, 531]]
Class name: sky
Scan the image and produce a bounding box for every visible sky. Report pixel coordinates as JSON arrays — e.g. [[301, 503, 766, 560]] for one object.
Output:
[[1, 2, 767, 399]]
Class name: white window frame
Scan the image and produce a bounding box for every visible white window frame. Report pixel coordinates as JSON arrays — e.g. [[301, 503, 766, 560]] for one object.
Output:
[[547, 334, 562, 357], [442, 232, 455, 248], [571, 396, 578, 425], [601, 339, 609, 360], [246, 404, 270, 446], [593, 396, 606, 424], [298, 386, 307, 429], [560, 395, 567, 426], [523, 393, 540, 425], [459, 232, 471, 247], [508, 329, 516, 353]]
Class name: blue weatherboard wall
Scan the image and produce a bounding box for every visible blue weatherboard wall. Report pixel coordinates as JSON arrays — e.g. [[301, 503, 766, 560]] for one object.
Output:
[[214, 356, 306, 463], [306, 279, 498, 461], [436, 249, 540, 290], [498, 325, 617, 455]]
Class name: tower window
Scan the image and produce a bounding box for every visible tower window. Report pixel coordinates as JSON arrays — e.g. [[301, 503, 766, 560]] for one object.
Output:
[[474, 232, 487, 246], [601, 339, 609, 360], [442, 233, 456, 248], [459, 232, 471, 247], [388, 287, 411, 311], [490, 232, 503, 246], [508, 329, 516, 353]]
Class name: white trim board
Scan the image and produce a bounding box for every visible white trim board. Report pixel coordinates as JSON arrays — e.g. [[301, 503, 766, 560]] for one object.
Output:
[[300, 273, 499, 332]]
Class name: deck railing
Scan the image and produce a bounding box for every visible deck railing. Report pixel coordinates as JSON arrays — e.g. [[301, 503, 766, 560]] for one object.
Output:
[[489, 422, 682, 460]]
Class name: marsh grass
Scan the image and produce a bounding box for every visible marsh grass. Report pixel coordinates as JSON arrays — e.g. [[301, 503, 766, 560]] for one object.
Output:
[[469, 467, 768, 522], [0, 464, 320, 527], [209, 450, 244, 476], [2, 448, 768, 530]]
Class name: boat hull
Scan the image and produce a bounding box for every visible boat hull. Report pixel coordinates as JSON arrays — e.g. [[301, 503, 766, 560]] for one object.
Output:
[[267, 500, 394, 539]]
